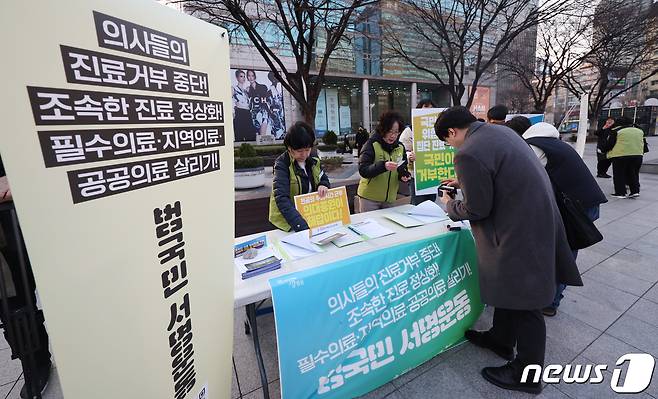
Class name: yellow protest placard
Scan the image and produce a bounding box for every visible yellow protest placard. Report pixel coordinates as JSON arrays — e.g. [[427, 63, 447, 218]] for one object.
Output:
[[294, 186, 351, 234]]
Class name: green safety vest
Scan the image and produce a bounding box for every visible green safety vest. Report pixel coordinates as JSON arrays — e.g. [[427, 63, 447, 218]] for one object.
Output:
[[357, 142, 404, 203], [268, 157, 322, 232], [607, 127, 645, 159]]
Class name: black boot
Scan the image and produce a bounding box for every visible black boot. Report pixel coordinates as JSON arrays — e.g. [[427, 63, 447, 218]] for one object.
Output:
[[482, 362, 542, 394], [464, 330, 514, 361]]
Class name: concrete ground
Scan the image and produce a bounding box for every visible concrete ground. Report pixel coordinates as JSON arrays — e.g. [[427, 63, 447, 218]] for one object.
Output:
[[1, 139, 657, 398]]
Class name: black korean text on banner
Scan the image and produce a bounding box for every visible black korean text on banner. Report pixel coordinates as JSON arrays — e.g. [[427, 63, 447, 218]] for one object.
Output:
[[38, 126, 225, 167], [60, 46, 208, 97], [27, 86, 223, 125], [152, 201, 198, 398], [93, 11, 189, 66], [67, 150, 220, 203]]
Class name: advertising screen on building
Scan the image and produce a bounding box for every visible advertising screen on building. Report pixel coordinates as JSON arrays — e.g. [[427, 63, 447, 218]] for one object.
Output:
[[231, 68, 286, 141]]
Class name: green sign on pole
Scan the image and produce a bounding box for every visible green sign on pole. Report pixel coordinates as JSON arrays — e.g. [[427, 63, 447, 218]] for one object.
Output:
[[412, 108, 456, 195]]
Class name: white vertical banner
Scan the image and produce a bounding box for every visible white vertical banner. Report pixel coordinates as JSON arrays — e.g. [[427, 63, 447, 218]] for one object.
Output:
[[315, 89, 328, 133], [0, 1, 234, 398], [326, 88, 340, 133], [576, 94, 589, 157], [339, 105, 352, 133]]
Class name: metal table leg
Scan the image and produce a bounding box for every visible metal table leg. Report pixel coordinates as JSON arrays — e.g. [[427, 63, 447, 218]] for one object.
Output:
[[245, 303, 270, 399]]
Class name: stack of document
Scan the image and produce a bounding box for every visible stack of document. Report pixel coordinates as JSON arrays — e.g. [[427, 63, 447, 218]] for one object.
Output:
[[310, 226, 365, 248], [234, 246, 282, 279], [277, 230, 325, 260], [384, 200, 449, 227]]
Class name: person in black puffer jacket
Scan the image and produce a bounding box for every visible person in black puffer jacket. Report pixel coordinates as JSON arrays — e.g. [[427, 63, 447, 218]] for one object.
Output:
[[521, 122, 607, 317]]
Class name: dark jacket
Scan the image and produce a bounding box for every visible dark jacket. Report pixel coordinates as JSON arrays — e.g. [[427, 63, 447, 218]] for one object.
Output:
[[602, 125, 647, 157], [358, 135, 410, 180], [596, 127, 612, 151], [355, 129, 369, 155], [524, 125, 607, 209], [445, 122, 582, 310], [271, 152, 330, 231]]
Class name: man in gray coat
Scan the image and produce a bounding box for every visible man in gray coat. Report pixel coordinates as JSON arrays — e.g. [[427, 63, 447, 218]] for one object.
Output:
[[436, 107, 582, 394]]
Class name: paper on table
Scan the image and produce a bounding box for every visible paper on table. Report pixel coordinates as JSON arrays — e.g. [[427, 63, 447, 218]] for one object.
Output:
[[383, 212, 425, 228], [408, 214, 448, 224], [332, 226, 365, 247], [280, 230, 324, 253], [310, 228, 347, 246], [408, 200, 449, 218], [278, 241, 319, 260], [349, 219, 395, 239]]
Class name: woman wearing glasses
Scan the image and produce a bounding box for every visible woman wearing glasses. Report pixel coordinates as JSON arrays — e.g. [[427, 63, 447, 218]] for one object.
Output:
[[356, 111, 411, 212]]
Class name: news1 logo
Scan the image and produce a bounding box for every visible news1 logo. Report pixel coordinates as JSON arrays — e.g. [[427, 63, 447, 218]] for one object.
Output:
[[522, 353, 655, 393]]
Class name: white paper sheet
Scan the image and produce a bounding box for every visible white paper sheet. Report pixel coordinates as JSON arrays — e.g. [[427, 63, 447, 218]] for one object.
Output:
[[383, 212, 425, 228], [408, 200, 449, 218], [277, 241, 319, 260], [349, 219, 395, 239], [407, 214, 449, 224], [332, 226, 365, 247], [280, 230, 324, 253]]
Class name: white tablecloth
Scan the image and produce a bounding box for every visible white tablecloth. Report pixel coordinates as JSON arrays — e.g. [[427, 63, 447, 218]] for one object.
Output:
[[234, 206, 456, 308]]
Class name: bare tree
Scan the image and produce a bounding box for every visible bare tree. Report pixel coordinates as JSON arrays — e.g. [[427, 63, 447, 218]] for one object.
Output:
[[382, 0, 581, 108], [504, 84, 533, 113], [499, 11, 594, 114], [172, 0, 376, 123], [564, 0, 658, 132]]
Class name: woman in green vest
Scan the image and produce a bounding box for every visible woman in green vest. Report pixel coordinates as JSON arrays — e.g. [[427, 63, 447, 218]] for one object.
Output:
[[604, 116, 646, 198], [268, 121, 330, 231], [357, 111, 411, 212]]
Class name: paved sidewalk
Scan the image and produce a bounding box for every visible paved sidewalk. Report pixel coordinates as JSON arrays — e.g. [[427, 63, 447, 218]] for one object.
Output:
[[1, 140, 657, 398]]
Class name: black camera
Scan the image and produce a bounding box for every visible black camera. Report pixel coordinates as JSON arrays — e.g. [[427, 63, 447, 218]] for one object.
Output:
[[438, 184, 457, 198]]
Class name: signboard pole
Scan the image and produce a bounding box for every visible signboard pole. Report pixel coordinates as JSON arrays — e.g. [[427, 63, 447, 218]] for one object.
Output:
[[576, 93, 589, 158]]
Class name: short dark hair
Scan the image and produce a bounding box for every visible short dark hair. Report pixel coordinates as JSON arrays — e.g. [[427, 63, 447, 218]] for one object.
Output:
[[284, 121, 316, 150], [235, 69, 245, 78], [487, 105, 508, 121], [375, 111, 404, 137], [434, 106, 477, 140], [505, 116, 532, 136], [615, 116, 632, 127], [416, 99, 437, 108]]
